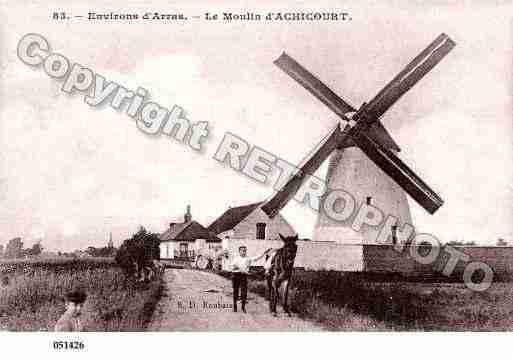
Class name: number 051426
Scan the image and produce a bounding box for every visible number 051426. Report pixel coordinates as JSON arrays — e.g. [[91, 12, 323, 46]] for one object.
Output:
[[53, 341, 84, 350]]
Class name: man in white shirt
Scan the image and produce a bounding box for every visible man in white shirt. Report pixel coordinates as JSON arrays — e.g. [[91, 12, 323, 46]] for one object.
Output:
[[230, 245, 271, 313]]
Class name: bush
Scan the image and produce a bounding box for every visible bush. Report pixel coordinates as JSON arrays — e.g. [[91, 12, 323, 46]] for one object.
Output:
[[115, 227, 160, 279]]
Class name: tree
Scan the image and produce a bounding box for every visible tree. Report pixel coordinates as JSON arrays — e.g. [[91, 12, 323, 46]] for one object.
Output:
[[447, 240, 476, 246], [25, 241, 43, 256], [4, 237, 24, 259], [115, 226, 160, 280], [85, 245, 116, 257], [85, 246, 98, 256], [497, 238, 508, 246]]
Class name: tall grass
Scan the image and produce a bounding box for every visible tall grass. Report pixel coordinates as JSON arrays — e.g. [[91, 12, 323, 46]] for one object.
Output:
[[0, 258, 163, 331], [244, 270, 513, 331]]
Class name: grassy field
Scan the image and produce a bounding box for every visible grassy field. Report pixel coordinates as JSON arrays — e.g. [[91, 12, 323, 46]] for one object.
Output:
[[0, 258, 163, 331], [4, 258, 510, 331], [245, 270, 513, 331]]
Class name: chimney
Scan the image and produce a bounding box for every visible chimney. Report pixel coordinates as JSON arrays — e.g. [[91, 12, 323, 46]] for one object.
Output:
[[184, 204, 192, 223], [391, 225, 398, 245], [366, 196, 372, 205]]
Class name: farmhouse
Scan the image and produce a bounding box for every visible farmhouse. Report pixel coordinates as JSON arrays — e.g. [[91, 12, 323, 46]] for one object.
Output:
[[208, 201, 296, 241], [159, 205, 220, 261], [206, 202, 297, 268]]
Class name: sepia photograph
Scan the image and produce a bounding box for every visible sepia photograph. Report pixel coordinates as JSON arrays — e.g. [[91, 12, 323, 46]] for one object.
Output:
[[0, 0, 512, 356]]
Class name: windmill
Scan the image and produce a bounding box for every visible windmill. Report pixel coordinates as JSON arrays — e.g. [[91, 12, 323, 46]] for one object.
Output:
[[259, 34, 455, 249]]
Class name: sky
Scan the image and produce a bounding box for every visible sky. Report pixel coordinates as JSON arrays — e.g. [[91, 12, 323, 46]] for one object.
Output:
[[0, 1, 512, 251]]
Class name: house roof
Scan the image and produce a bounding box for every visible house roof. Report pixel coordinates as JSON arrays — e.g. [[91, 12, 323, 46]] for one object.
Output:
[[160, 221, 220, 242], [208, 202, 264, 235]]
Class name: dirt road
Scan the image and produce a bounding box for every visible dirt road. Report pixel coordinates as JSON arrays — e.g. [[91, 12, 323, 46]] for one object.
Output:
[[149, 269, 323, 331]]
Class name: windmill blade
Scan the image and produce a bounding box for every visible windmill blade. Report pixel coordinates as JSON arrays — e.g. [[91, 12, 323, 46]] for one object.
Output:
[[367, 121, 401, 152], [352, 132, 444, 214], [275, 52, 402, 151], [274, 52, 355, 118], [362, 33, 455, 124], [262, 124, 343, 218]]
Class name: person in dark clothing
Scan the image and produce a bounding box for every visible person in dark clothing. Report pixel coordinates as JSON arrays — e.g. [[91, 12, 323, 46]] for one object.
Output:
[[54, 290, 87, 331], [232, 272, 248, 313]]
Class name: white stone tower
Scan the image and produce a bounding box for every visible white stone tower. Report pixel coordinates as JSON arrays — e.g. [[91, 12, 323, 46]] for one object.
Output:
[[311, 139, 413, 270], [314, 145, 413, 244]]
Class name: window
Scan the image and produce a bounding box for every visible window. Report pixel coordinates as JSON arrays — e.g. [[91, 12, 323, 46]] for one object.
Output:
[[256, 222, 266, 240], [179, 243, 188, 257]]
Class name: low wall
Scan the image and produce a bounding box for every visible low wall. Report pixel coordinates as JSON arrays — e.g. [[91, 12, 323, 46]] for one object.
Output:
[[224, 239, 364, 271], [221, 238, 513, 278], [363, 244, 513, 279]]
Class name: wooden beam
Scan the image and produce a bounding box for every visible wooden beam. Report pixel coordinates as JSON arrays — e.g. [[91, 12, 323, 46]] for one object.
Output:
[[362, 33, 455, 124], [274, 53, 355, 119], [274, 52, 402, 152], [352, 132, 444, 214], [262, 124, 343, 218]]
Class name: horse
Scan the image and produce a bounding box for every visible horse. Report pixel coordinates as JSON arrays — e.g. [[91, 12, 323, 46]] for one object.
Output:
[[266, 234, 298, 316], [135, 259, 165, 282], [145, 260, 166, 281], [152, 260, 166, 276]]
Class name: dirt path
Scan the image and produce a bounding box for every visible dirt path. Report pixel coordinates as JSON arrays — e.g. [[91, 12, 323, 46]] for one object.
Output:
[[149, 269, 323, 331]]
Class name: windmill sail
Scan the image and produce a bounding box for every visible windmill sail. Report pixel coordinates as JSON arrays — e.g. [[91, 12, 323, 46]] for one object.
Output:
[[267, 34, 453, 216], [367, 121, 401, 152], [352, 132, 444, 214], [274, 52, 354, 119], [262, 125, 343, 218], [274, 52, 401, 151], [362, 33, 455, 124]]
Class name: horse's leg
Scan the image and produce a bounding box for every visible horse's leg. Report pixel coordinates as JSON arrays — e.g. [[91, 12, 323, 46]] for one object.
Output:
[[266, 274, 273, 307], [269, 275, 277, 314], [135, 262, 141, 281], [271, 278, 281, 315], [139, 263, 145, 282], [282, 277, 291, 316]]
